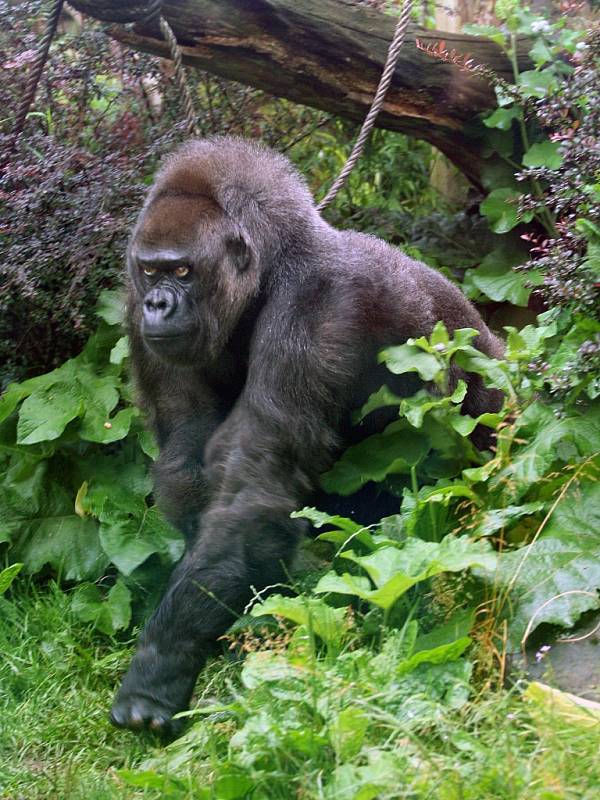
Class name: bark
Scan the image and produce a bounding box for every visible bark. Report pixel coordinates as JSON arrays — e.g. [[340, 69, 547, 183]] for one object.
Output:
[[67, 0, 529, 185]]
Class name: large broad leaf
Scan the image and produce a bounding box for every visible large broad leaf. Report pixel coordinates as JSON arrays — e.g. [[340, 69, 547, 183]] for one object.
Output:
[[0, 469, 108, 580], [250, 594, 348, 649], [471, 501, 546, 538], [96, 288, 126, 326], [517, 69, 557, 98], [320, 423, 429, 495], [80, 405, 136, 444], [379, 345, 440, 381], [9, 498, 108, 581], [99, 501, 184, 576], [14, 356, 127, 445], [0, 371, 56, 425], [486, 480, 600, 648], [71, 577, 132, 635], [357, 385, 403, 421], [17, 376, 84, 444], [522, 141, 563, 170], [316, 536, 497, 611], [399, 382, 466, 428], [493, 402, 600, 491], [483, 106, 522, 131], [467, 246, 542, 306], [480, 188, 533, 234]]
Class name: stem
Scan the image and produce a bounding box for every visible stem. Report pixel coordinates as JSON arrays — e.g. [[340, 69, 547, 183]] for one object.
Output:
[[410, 465, 419, 498], [509, 33, 559, 238]]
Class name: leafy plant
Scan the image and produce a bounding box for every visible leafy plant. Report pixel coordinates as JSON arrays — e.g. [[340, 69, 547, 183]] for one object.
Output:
[[457, 6, 597, 313], [0, 289, 183, 633]]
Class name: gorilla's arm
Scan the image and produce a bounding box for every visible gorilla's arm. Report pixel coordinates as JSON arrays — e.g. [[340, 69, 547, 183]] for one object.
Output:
[[135, 360, 224, 542]]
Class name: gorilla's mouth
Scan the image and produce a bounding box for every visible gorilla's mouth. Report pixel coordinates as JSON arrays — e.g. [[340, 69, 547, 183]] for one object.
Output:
[[143, 330, 195, 361], [145, 332, 186, 340]]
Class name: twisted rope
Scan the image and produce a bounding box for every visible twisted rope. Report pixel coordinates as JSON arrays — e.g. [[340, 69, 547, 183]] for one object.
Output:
[[157, 15, 199, 137], [129, 1, 199, 136], [9, 0, 64, 148], [317, 0, 413, 211]]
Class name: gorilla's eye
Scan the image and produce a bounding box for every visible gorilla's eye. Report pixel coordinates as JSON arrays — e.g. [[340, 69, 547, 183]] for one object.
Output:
[[174, 265, 190, 278], [143, 266, 158, 277]]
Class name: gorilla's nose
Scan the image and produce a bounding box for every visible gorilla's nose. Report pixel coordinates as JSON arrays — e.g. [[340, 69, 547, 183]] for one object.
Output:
[[143, 287, 179, 337]]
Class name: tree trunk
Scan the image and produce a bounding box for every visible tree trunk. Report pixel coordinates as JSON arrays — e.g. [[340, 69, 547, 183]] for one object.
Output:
[[67, 0, 528, 186]]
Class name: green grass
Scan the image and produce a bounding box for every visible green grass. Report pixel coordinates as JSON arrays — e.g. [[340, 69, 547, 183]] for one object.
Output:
[[1, 582, 599, 800], [0, 582, 154, 799]]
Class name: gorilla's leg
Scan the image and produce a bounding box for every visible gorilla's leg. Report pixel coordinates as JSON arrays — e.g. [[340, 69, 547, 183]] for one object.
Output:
[[110, 507, 301, 736]]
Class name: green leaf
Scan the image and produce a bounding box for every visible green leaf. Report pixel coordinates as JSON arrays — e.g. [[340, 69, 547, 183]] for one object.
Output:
[[505, 320, 558, 361], [17, 379, 83, 444], [453, 348, 515, 396], [0, 373, 53, 424], [16, 512, 107, 581], [118, 771, 186, 793], [397, 636, 471, 676], [480, 188, 533, 234], [214, 771, 254, 800], [399, 382, 467, 429], [468, 250, 541, 306], [522, 141, 563, 170], [99, 502, 184, 576], [77, 374, 120, 439], [137, 428, 159, 459], [497, 403, 600, 488], [483, 106, 521, 131], [317, 537, 496, 611], [0, 563, 23, 594], [96, 289, 126, 326], [356, 384, 403, 421], [241, 650, 306, 689], [317, 528, 379, 550], [71, 577, 132, 635], [329, 707, 369, 760], [379, 345, 440, 381], [291, 507, 362, 535], [462, 23, 506, 46], [529, 38, 553, 66], [583, 240, 600, 277], [320, 425, 429, 495], [471, 502, 545, 537], [250, 594, 348, 649], [487, 480, 600, 648], [414, 608, 475, 651], [315, 570, 379, 599], [80, 406, 136, 444], [517, 69, 557, 98], [109, 335, 129, 365], [450, 410, 503, 437], [344, 537, 497, 588]]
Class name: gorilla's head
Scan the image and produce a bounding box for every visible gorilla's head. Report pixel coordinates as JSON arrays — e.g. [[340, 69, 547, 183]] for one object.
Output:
[[127, 137, 317, 366]]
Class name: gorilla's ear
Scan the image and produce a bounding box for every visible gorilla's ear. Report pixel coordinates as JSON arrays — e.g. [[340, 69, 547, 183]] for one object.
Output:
[[226, 231, 255, 273]]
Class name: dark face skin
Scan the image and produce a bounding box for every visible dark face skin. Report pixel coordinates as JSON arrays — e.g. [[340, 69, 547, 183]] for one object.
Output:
[[128, 193, 259, 366]]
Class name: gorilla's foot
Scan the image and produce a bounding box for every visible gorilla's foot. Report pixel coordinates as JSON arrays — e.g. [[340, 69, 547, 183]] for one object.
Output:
[[109, 643, 200, 737], [110, 692, 185, 738]]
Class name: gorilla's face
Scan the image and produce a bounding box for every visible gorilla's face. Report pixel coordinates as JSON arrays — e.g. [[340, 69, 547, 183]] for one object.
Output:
[[128, 194, 259, 366]]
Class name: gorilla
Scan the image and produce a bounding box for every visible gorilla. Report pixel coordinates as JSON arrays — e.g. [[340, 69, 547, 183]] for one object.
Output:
[[110, 136, 504, 735]]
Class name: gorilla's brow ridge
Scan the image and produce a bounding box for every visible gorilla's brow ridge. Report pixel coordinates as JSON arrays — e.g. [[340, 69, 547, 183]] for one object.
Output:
[[151, 188, 216, 203]]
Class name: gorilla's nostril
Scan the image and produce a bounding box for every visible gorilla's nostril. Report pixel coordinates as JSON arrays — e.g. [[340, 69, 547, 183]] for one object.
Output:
[[144, 289, 176, 317]]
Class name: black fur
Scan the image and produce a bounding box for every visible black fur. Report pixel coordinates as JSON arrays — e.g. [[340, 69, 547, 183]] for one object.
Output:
[[110, 137, 504, 735]]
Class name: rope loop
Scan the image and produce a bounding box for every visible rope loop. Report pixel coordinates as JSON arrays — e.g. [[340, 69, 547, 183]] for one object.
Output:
[[317, 0, 413, 211], [9, 0, 64, 150]]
